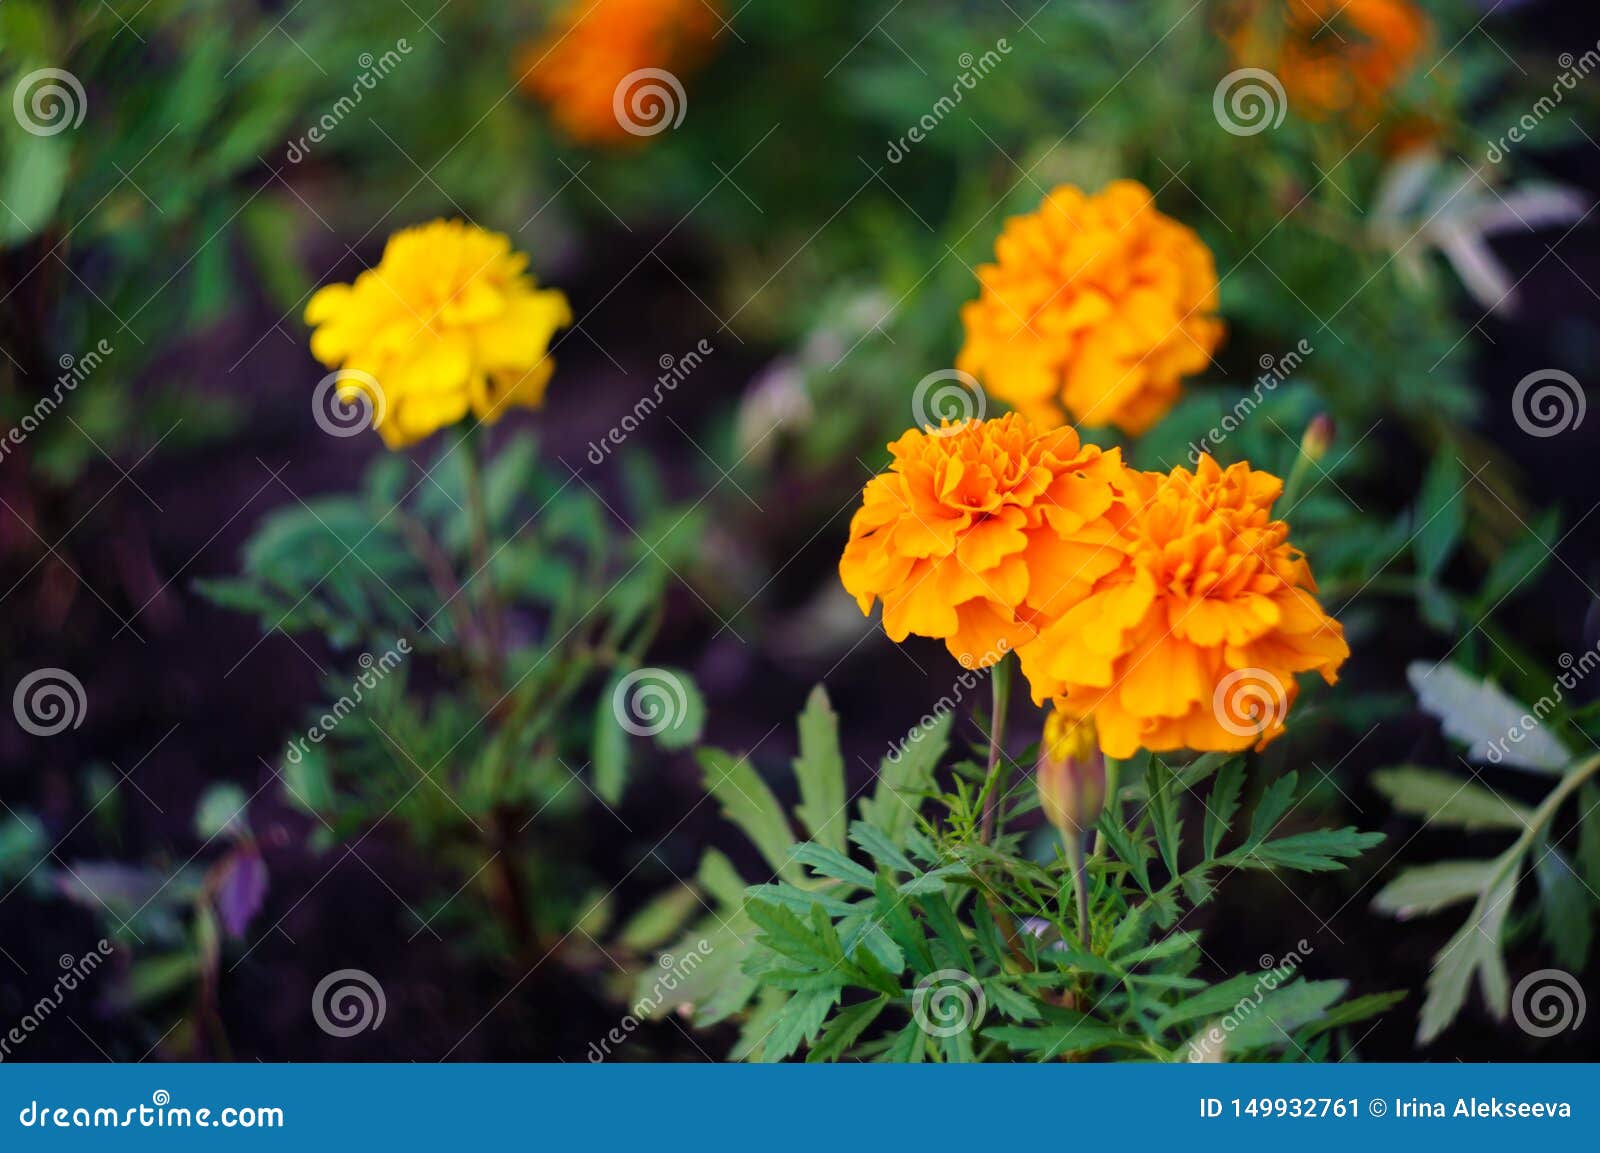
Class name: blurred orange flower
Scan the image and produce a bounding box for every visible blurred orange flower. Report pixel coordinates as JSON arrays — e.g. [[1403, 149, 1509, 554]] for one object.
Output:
[[1225, 0, 1430, 122], [517, 0, 721, 146], [839, 413, 1132, 667], [956, 181, 1223, 437], [1018, 455, 1348, 759]]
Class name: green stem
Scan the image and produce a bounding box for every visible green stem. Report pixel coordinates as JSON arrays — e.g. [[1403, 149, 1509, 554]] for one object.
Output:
[[979, 654, 1013, 845], [1063, 830, 1090, 949], [1092, 756, 1121, 860], [461, 422, 505, 689]]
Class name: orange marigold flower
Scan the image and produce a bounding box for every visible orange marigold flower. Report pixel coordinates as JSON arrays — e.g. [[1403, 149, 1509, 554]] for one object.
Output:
[[839, 413, 1133, 667], [1224, 0, 1430, 122], [956, 181, 1224, 438], [1018, 455, 1348, 759], [517, 0, 720, 146]]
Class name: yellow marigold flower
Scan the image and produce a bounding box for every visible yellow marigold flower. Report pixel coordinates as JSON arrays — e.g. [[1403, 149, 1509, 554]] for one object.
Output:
[[839, 413, 1132, 667], [1018, 455, 1349, 759], [956, 181, 1224, 437], [305, 220, 571, 450], [1224, 0, 1430, 122], [517, 0, 720, 146]]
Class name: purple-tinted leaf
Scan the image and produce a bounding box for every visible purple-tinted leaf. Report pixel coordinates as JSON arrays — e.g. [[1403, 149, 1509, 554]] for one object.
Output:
[[214, 848, 269, 939]]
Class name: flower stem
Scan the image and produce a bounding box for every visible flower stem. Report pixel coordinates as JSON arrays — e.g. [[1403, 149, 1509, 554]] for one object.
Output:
[[979, 654, 1013, 845], [1063, 830, 1090, 949], [1091, 756, 1121, 859], [461, 421, 505, 689]]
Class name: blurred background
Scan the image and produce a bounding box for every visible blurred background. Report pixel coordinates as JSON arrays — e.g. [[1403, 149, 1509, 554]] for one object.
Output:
[[2, 0, 1600, 1061]]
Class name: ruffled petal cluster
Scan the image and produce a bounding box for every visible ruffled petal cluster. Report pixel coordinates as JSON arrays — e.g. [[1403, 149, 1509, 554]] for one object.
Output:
[[1224, 0, 1429, 122], [839, 413, 1131, 667], [517, 0, 720, 146], [956, 181, 1223, 437], [1018, 455, 1349, 758], [306, 220, 571, 450]]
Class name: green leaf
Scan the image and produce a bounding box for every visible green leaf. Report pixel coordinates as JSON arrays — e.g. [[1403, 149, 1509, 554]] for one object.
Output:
[[0, 130, 67, 243], [792, 843, 874, 889], [986, 1018, 1139, 1058], [1239, 827, 1384, 872], [1476, 509, 1558, 610], [1534, 846, 1593, 970], [983, 980, 1044, 1023], [699, 749, 802, 884], [193, 784, 248, 840], [1243, 772, 1299, 849], [1211, 979, 1349, 1056], [744, 899, 838, 970], [1578, 783, 1600, 897], [1413, 452, 1464, 580], [644, 667, 706, 752], [1147, 758, 1181, 878], [1406, 661, 1571, 773], [1374, 859, 1502, 919], [849, 820, 915, 875], [593, 673, 630, 805], [806, 997, 887, 1061], [861, 711, 950, 840], [878, 1021, 926, 1063], [792, 686, 848, 852], [758, 987, 839, 1062], [616, 885, 701, 952], [1418, 852, 1518, 1045], [1204, 758, 1245, 859], [1372, 765, 1534, 830]]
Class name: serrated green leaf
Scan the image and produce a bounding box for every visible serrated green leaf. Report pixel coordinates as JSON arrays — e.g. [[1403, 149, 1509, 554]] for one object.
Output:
[[806, 997, 887, 1061], [1204, 758, 1245, 859], [862, 711, 949, 840], [1413, 453, 1464, 580], [793, 686, 847, 852], [1239, 827, 1383, 872], [1418, 851, 1518, 1045], [1535, 845, 1592, 970], [1407, 661, 1571, 773], [1372, 765, 1534, 830], [793, 843, 874, 889], [699, 749, 802, 884], [1244, 772, 1299, 848], [849, 820, 915, 874], [1374, 859, 1501, 919]]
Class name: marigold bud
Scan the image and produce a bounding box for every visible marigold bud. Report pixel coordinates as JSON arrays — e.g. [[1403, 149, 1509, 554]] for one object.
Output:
[[1036, 711, 1106, 836], [1301, 413, 1335, 463]]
